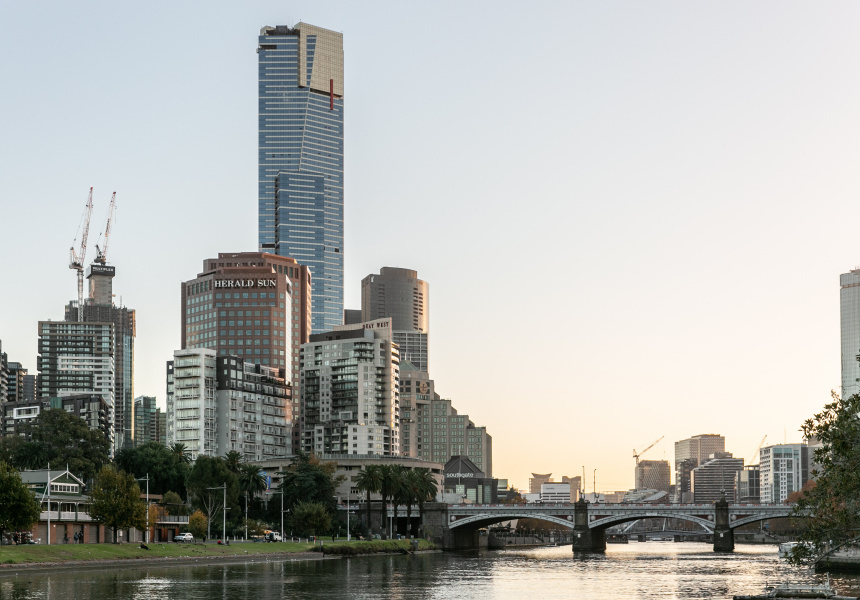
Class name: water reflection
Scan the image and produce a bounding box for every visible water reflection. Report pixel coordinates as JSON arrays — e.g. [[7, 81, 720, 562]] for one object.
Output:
[[2, 543, 859, 600]]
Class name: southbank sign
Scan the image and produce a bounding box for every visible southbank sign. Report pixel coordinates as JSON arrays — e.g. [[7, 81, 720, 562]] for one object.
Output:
[[214, 279, 277, 289]]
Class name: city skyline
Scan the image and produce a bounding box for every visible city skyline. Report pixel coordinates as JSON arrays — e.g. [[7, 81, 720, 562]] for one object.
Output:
[[0, 2, 855, 491]]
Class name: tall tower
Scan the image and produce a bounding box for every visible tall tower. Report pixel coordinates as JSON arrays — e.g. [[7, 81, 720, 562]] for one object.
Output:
[[361, 267, 430, 373], [840, 268, 860, 399], [258, 23, 344, 334]]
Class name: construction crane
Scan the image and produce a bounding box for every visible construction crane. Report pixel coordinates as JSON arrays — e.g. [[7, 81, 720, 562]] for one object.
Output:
[[69, 187, 94, 322], [633, 436, 664, 466], [93, 192, 116, 265], [748, 435, 767, 465]]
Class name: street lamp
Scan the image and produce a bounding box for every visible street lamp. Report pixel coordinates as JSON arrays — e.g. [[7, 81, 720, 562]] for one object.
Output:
[[593, 469, 597, 502], [333, 496, 352, 542], [207, 483, 227, 541], [137, 474, 150, 543]]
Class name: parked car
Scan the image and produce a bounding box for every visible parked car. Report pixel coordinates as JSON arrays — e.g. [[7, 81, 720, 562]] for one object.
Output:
[[265, 531, 282, 542], [173, 533, 194, 543]]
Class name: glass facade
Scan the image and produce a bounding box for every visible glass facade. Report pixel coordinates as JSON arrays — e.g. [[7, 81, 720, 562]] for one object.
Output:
[[258, 24, 344, 334]]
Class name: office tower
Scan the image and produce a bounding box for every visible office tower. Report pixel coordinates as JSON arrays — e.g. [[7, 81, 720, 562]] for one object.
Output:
[[561, 476, 582, 502], [166, 350, 291, 462], [362, 268, 429, 373], [841, 268, 860, 398], [759, 444, 809, 503], [65, 263, 136, 452], [300, 318, 400, 455], [674, 433, 725, 500], [529, 473, 552, 495], [258, 23, 344, 334], [181, 252, 311, 453], [343, 309, 362, 325], [690, 452, 744, 503], [36, 320, 115, 451], [675, 458, 698, 503], [635, 459, 671, 493]]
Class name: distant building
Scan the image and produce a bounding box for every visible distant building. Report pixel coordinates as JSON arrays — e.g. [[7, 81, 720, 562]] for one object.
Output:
[[343, 309, 362, 325], [635, 460, 671, 493], [759, 444, 809, 503], [736, 465, 760, 503], [0, 342, 7, 402], [49, 394, 112, 441], [6, 362, 27, 403], [691, 452, 744, 503], [530, 473, 552, 495], [675, 434, 725, 501], [561, 476, 582, 502], [622, 489, 669, 503], [361, 267, 429, 373]]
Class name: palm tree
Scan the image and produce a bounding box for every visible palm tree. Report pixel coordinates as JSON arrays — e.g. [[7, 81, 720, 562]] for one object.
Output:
[[400, 470, 421, 537], [412, 468, 438, 537], [355, 465, 383, 535], [385, 466, 407, 538], [169, 443, 191, 465], [224, 451, 243, 474], [238, 463, 267, 535]]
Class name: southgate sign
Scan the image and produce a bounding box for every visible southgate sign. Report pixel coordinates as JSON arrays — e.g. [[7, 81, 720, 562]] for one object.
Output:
[[214, 279, 277, 289]]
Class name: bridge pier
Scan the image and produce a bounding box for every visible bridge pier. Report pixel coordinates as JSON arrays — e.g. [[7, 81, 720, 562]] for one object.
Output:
[[572, 499, 606, 552], [713, 496, 734, 553]]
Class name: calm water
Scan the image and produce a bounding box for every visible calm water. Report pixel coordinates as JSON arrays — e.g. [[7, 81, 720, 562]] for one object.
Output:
[[2, 543, 859, 600]]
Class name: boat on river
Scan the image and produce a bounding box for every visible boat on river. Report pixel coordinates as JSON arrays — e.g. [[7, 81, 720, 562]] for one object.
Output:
[[733, 576, 857, 599]]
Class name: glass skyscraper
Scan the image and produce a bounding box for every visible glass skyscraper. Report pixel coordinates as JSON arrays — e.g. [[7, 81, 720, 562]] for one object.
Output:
[[258, 23, 344, 334]]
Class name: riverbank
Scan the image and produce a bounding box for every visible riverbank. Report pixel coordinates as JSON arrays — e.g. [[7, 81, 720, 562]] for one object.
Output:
[[0, 539, 436, 574]]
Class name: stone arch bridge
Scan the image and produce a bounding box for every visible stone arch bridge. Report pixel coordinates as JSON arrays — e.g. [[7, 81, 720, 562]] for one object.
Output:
[[421, 499, 796, 552]]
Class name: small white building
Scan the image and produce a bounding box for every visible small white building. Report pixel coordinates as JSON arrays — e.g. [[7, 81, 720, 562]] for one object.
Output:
[[540, 482, 572, 503]]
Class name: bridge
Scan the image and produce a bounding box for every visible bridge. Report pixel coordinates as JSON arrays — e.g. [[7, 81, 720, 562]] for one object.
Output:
[[422, 498, 795, 552]]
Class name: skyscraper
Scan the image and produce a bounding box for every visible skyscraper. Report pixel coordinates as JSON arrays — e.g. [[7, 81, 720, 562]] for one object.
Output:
[[362, 267, 430, 373], [840, 268, 860, 398], [258, 23, 344, 334]]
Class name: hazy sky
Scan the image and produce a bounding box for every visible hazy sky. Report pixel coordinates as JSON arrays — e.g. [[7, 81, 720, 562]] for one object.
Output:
[[2, 2, 858, 492]]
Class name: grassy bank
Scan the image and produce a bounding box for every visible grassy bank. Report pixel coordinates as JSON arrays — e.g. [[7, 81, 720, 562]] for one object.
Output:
[[0, 541, 316, 565], [318, 540, 437, 556]]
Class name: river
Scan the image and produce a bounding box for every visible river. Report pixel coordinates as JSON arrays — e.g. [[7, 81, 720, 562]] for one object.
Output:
[[2, 542, 859, 600]]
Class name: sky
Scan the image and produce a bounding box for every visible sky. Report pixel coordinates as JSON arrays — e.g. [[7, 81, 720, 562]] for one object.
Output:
[[2, 2, 860, 493]]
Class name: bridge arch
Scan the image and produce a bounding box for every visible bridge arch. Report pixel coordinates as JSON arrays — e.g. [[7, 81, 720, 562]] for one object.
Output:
[[448, 513, 574, 530], [588, 512, 715, 532], [730, 511, 794, 529]]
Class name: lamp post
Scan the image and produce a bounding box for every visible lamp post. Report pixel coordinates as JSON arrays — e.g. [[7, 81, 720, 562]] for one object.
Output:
[[46, 463, 51, 545], [207, 483, 227, 541], [593, 469, 597, 502], [137, 474, 150, 543], [333, 496, 352, 542]]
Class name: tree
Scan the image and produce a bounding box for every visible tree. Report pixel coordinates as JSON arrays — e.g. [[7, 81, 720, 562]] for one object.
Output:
[[186, 455, 239, 538], [277, 452, 341, 513], [410, 468, 438, 536], [115, 441, 190, 499], [291, 501, 331, 537], [89, 465, 146, 543], [162, 490, 187, 515], [379, 465, 406, 538], [11, 408, 109, 482], [187, 509, 208, 540], [238, 464, 267, 535], [790, 392, 860, 565], [169, 443, 192, 465], [355, 465, 383, 533], [224, 451, 243, 474], [0, 461, 41, 543]]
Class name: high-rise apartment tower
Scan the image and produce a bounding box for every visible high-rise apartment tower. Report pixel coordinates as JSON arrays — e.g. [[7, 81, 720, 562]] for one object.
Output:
[[362, 267, 429, 373], [258, 23, 344, 334]]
